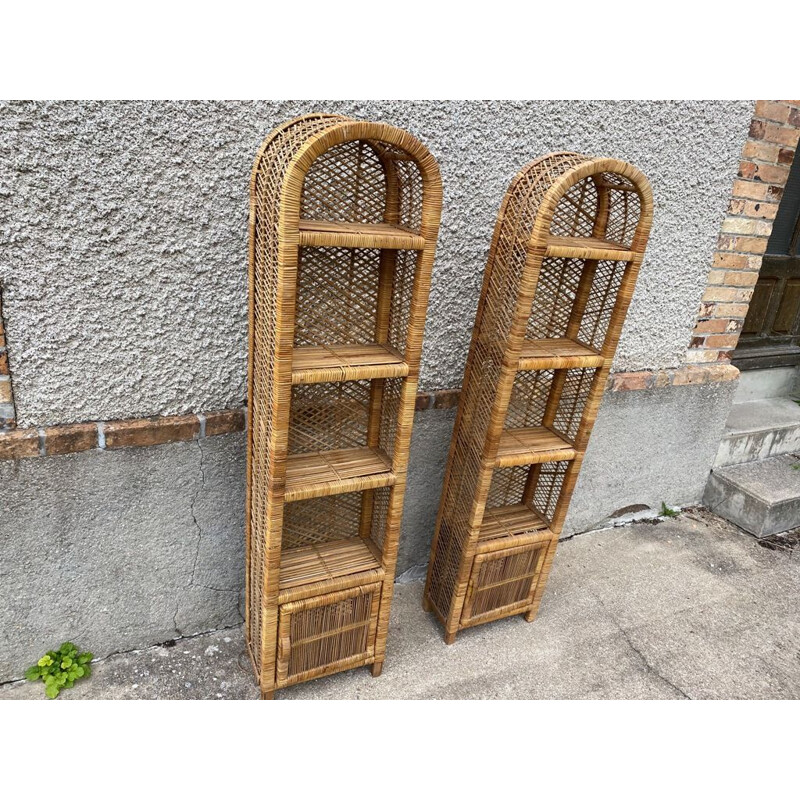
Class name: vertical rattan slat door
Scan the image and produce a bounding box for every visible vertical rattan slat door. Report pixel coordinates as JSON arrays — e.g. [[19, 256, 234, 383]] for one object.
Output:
[[424, 153, 652, 643], [246, 115, 442, 698]]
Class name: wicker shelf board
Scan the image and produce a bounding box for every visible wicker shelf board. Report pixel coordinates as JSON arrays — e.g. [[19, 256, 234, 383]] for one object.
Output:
[[494, 427, 576, 467], [545, 234, 635, 261], [517, 338, 604, 370], [479, 504, 549, 541], [298, 220, 425, 250], [291, 343, 408, 384], [278, 538, 384, 600], [285, 447, 394, 502]]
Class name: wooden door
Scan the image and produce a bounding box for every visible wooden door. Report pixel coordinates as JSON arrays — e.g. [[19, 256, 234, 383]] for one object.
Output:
[[734, 155, 800, 370]]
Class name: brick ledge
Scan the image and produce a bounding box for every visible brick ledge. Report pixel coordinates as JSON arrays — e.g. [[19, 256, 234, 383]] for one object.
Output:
[[0, 365, 740, 461]]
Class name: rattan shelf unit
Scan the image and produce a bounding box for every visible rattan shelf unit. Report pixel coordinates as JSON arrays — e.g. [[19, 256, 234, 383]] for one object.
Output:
[[246, 115, 442, 697], [424, 153, 652, 643]]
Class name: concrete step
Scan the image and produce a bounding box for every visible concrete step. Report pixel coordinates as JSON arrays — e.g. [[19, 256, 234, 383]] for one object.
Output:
[[703, 454, 800, 537], [714, 397, 800, 467]]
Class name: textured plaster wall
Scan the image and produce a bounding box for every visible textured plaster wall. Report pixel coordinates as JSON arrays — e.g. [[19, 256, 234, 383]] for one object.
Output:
[[0, 100, 753, 426], [0, 435, 245, 681]]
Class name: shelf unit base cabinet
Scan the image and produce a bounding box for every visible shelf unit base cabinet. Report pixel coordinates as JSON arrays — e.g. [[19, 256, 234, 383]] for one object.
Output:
[[275, 582, 382, 690], [460, 533, 556, 628], [246, 115, 441, 698], [425, 153, 653, 643]]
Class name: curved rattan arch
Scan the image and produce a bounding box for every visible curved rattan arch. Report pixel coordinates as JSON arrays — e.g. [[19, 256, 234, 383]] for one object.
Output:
[[246, 115, 442, 697], [424, 153, 652, 643]]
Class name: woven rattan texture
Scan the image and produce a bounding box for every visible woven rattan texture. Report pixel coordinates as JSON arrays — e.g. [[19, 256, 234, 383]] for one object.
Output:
[[425, 153, 653, 642], [465, 545, 545, 621], [246, 115, 441, 697]]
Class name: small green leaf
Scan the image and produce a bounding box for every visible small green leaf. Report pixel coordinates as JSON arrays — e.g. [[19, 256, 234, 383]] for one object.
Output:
[[61, 657, 73, 668], [38, 655, 53, 668], [75, 666, 85, 678], [82, 665, 92, 679], [45, 684, 60, 699], [25, 666, 40, 681]]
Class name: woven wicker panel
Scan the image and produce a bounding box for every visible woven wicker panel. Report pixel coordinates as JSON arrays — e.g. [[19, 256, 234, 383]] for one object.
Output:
[[288, 380, 371, 453], [551, 368, 596, 441], [525, 257, 584, 340], [293, 245, 417, 356], [282, 492, 363, 549], [294, 247, 380, 346], [550, 176, 599, 238], [504, 367, 596, 445], [529, 461, 569, 526], [575, 259, 628, 351], [483, 461, 567, 528], [280, 485, 394, 551], [485, 465, 528, 509], [465, 546, 544, 621], [301, 140, 386, 224], [287, 376, 402, 457], [386, 249, 418, 354], [505, 370, 553, 430], [601, 172, 641, 248], [392, 158, 424, 232], [249, 115, 343, 669], [283, 588, 376, 680], [366, 485, 392, 552]]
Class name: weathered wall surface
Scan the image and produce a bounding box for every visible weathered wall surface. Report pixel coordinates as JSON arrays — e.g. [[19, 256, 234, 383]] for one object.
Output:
[[0, 434, 245, 681], [0, 100, 753, 426]]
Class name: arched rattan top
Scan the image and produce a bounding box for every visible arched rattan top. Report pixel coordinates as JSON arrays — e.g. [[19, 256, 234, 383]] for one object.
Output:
[[491, 152, 653, 264], [249, 113, 442, 243]]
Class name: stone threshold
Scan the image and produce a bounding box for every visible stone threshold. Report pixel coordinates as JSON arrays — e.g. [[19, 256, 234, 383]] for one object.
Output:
[[0, 364, 741, 461]]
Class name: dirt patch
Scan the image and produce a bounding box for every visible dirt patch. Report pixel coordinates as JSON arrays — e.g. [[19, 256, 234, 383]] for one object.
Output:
[[757, 530, 800, 555]]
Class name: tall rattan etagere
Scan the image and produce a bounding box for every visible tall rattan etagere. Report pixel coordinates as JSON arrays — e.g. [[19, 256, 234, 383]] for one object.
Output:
[[246, 115, 441, 698], [424, 153, 652, 643]]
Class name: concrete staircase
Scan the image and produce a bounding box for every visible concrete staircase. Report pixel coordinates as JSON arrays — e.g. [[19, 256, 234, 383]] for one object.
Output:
[[713, 397, 800, 468], [704, 368, 800, 537]]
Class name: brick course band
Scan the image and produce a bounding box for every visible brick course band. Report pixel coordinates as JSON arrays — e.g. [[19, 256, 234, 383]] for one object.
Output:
[[0, 364, 740, 461], [0, 409, 245, 461]]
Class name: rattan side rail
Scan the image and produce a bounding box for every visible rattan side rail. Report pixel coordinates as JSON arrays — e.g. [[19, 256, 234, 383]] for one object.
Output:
[[424, 153, 653, 643], [246, 115, 442, 698]]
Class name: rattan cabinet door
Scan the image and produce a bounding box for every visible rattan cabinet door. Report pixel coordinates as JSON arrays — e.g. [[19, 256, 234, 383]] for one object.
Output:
[[276, 583, 382, 689], [461, 542, 549, 626]]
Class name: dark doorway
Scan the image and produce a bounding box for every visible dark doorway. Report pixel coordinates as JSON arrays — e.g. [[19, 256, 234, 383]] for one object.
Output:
[[733, 154, 800, 370]]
